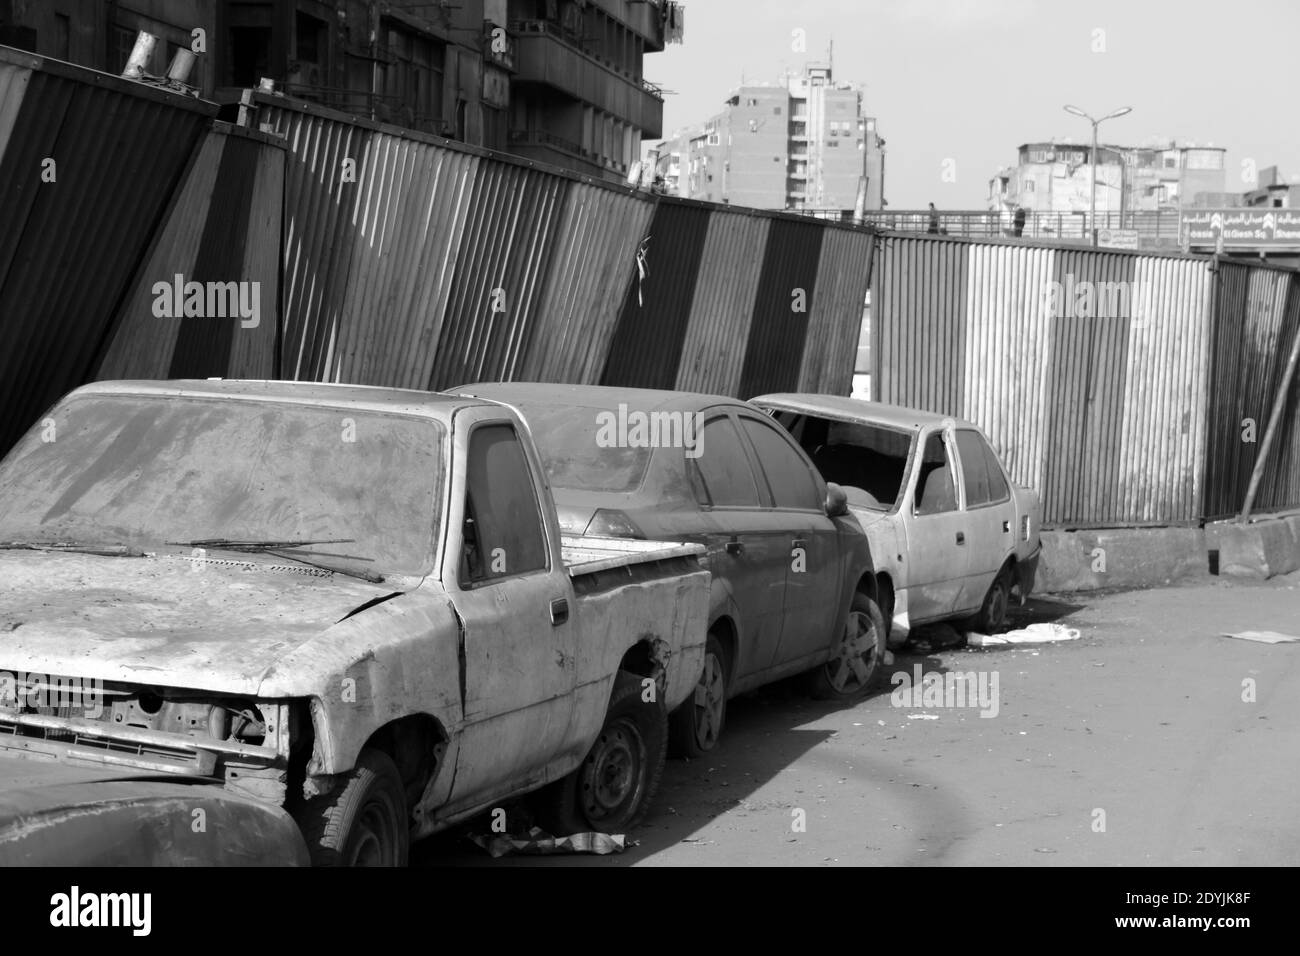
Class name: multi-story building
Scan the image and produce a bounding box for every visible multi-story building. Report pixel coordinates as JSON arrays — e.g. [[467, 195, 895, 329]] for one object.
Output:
[[0, 0, 680, 180], [989, 140, 1227, 217], [506, 0, 679, 183], [654, 64, 886, 219], [1242, 166, 1300, 209]]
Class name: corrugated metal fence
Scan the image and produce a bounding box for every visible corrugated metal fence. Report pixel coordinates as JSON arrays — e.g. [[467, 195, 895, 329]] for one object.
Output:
[[239, 91, 873, 397], [0, 47, 216, 454], [871, 232, 1300, 527], [3, 49, 1295, 533]]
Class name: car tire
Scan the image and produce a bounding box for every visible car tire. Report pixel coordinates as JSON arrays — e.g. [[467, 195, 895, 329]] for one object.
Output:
[[808, 592, 887, 701], [971, 567, 1012, 634], [534, 669, 667, 836], [669, 633, 728, 758], [297, 747, 409, 867]]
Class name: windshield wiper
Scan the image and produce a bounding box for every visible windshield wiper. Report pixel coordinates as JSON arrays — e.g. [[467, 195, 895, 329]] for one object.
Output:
[[0, 540, 147, 557], [167, 538, 385, 584]]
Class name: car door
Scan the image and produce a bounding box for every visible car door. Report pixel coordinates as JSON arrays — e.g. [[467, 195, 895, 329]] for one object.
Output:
[[903, 427, 970, 622], [952, 428, 1016, 613], [686, 410, 789, 687], [735, 411, 843, 670], [444, 414, 577, 812]]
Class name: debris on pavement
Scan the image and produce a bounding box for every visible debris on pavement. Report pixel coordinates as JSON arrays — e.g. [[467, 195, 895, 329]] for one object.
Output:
[[468, 827, 627, 858], [1222, 630, 1300, 644], [967, 623, 1082, 646]]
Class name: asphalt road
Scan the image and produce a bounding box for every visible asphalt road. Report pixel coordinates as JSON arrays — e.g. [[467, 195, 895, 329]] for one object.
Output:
[[416, 572, 1300, 867]]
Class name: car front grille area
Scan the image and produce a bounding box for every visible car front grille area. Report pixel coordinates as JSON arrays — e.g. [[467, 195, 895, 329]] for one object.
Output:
[[0, 716, 206, 769]]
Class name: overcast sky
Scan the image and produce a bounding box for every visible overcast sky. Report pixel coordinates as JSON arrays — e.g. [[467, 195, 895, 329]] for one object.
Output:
[[648, 0, 1296, 209]]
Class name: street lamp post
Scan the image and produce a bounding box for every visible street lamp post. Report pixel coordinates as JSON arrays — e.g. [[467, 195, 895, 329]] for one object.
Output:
[[1063, 105, 1132, 246]]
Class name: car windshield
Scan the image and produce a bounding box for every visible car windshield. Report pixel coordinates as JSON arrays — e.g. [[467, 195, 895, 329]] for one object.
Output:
[[514, 401, 654, 494], [0, 395, 444, 576], [772, 411, 915, 511]]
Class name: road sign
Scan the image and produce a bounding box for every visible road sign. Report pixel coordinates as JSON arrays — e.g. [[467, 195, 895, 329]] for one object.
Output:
[[1180, 209, 1300, 250]]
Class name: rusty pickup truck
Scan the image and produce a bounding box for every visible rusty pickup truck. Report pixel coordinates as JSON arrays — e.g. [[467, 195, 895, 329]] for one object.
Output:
[[0, 380, 709, 866]]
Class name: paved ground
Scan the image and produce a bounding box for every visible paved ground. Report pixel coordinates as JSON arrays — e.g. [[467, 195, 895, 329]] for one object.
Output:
[[415, 572, 1300, 867]]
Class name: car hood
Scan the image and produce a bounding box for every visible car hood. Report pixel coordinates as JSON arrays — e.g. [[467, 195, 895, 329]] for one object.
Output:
[[0, 550, 404, 695]]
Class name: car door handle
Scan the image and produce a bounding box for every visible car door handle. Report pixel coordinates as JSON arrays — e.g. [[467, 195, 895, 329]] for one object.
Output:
[[791, 538, 807, 549], [550, 598, 569, 626], [955, 532, 965, 545], [725, 538, 745, 556]]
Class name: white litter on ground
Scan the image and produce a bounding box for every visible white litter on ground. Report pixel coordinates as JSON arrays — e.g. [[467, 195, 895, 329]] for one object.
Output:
[[1222, 630, 1300, 644], [967, 623, 1082, 646]]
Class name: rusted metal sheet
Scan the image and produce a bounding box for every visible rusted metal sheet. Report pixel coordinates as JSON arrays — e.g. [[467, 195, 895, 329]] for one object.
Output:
[[332, 132, 480, 388], [521, 183, 652, 384], [0, 48, 214, 455], [429, 163, 567, 389], [1041, 250, 1135, 526], [737, 216, 826, 398], [1204, 262, 1295, 518], [673, 211, 768, 395], [1254, 274, 1300, 513], [799, 226, 874, 395], [601, 199, 711, 390], [962, 244, 1057, 492], [1115, 256, 1212, 523], [870, 234, 970, 413], [97, 124, 284, 381]]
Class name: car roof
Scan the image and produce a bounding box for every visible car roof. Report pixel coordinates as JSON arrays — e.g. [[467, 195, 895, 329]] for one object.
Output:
[[450, 382, 752, 414], [67, 379, 493, 421], [752, 393, 969, 431]]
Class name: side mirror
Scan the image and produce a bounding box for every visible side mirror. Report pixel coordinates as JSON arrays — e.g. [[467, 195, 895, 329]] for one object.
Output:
[[825, 482, 849, 518]]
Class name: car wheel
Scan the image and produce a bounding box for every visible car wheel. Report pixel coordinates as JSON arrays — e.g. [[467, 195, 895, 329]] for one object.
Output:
[[535, 669, 667, 835], [297, 747, 408, 867], [971, 567, 1012, 633], [669, 633, 728, 758], [808, 592, 886, 701]]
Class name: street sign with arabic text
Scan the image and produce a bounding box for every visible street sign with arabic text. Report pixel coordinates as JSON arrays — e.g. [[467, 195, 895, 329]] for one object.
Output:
[[1180, 209, 1300, 249]]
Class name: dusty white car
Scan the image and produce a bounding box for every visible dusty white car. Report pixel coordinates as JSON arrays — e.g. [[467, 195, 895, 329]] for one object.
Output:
[[754, 395, 1041, 645]]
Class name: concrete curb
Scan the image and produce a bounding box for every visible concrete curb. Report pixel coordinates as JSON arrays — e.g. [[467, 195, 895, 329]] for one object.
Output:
[[1205, 514, 1300, 580], [1036, 512, 1300, 593], [1037, 527, 1208, 593]]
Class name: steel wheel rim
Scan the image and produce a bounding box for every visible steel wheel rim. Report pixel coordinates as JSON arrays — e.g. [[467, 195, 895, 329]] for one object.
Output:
[[693, 652, 725, 749], [826, 610, 877, 693], [581, 719, 644, 820]]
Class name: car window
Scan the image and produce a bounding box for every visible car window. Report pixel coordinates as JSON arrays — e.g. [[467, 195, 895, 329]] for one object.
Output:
[[739, 416, 822, 511], [955, 430, 993, 508], [510, 401, 653, 493], [461, 424, 549, 584], [913, 432, 958, 515], [982, 436, 1010, 502], [693, 416, 762, 507]]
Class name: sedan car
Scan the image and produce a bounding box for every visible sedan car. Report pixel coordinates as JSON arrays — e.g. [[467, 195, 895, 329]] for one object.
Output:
[[752, 395, 1042, 645], [448, 383, 885, 756]]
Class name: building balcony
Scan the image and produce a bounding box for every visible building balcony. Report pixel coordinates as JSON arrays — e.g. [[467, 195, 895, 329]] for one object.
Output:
[[507, 128, 629, 181], [511, 19, 664, 137]]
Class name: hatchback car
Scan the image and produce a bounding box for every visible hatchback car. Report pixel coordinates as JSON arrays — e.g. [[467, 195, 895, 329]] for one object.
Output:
[[448, 384, 885, 756]]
